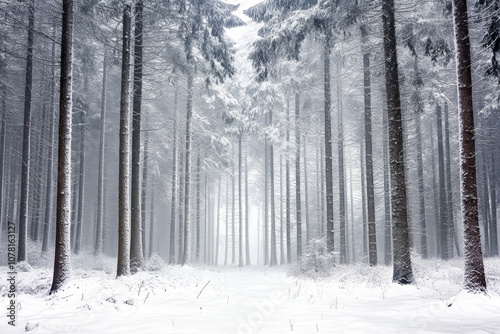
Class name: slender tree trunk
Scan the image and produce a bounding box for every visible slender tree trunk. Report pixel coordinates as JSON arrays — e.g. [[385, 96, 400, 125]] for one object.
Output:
[[452, 0, 486, 292], [141, 126, 149, 258], [94, 48, 108, 256], [436, 104, 449, 260], [413, 57, 427, 259], [169, 83, 178, 264], [481, 156, 491, 256], [182, 73, 193, 266], [349, 158, 356, 263], [177, 131, 185, 264], [224, 174, 229, 265], [245, 144, 251, 265], [18, 0, 35, 263], [382, 0, 413, 284], [361, 29, 377, 266], [489, 150, 498, 256], [444, 102, 460, 257], [361, 140, 368, 261], [196, 154, 202, 262], [148, 175, 154, 258], [215, 175, 221, 265], [337, 60, 346, 264], [51, 0, 74, 292], [295, 93, 303, 259], [0, 35, 6, 234], [319, 143, 325, 237], [238, 134, 244, 267], [130, 0, 144, 273], [74, 89, 86, 255], [382, 104, 392, 265], [232, 146, 236, 264], [280, 154, 285, 264], [286, 102, 292, 263], [264, 117, 269, 265], [323, 43, 335, 255], [116, 4, 133, 277], [430, 123, 441, 257], [303, 138, 310, 245], [269, 115, 278, 266]]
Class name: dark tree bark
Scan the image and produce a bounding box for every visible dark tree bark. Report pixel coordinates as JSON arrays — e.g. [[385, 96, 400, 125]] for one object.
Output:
[[452, 0, 486, 292], [360, 140, 368, 260], [488, 150, 498, 256], [94, 48, 108, 257], [116, 4, 133, 277], [382, 106, 392, 265], [294, 93, 302, 259], [382, 0, 413, 284], [130, 0, 144, 273], [430, 123, 441, 257], [51, 0, 74, 293], [323, 43, 335, 255], [0, 35, 6, 234], [18, 0, 35, 263], [141, 125, 149, 258], [181, 73, 194, 266], [361, 26, 377, 266]]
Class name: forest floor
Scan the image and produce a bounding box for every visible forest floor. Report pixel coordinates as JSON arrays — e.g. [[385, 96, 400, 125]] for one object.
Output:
[[1, 253, 500, 334]]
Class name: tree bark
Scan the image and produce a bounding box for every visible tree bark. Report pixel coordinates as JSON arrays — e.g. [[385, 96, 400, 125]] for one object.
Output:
[[18, 0, 35, 263], [239, 134, 244, 267], [436, 104, 449, 260], [337, 60, 346, 264], [382, 0, 413, 284], [51, 0, 74, 292], [130, 0, 144, 273], [269, 114, 278, 266], [116, 4, 133, 277], [169, 82, 178, 264], [382, 106, 392, 265], [196, 154, 202, 262], [286, 101, 292, 263], [245, 143, 251, 265], [295, 93, 302, 259]]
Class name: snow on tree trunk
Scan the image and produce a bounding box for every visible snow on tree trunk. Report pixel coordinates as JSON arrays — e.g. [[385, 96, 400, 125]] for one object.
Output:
[[286, 102, 292, 264], [323, 43, 335, 256], [182, 73, 193, 266], [51, 0, 74, 293], [269, 114, 278, 266], [337, 60, 346, 264], [452, 0, 487, 293], [169, 82, 178, 264], [382, 0, 413, 284], [130, 0, 144, 273], [196, 154, 202, 262], [436, 104, 449, 260], [116, 4, 132, 278], [295, 93, 302, 260], [18, 0, 35, 263]]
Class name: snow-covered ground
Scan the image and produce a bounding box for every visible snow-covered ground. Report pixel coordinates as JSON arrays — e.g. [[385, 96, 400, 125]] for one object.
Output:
[[1, 255, 500, 334]]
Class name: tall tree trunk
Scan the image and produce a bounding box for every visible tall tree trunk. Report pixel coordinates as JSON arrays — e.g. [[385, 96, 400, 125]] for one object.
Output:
[[361, 140, 368, 261], [286, 101, 292, 263], [303, 138, 310, 245], [430, 123, 441, 257], [489, 150, 498, 256], [452, 0, 486, 292], [148, 174, 154, 258], [361, 27, 377, 266], [323, 43, 335, 255], [0, 34, 6, 234], [196, 154, 202, 262], [51, 0, 74, 292], [224, 174, 229, 265], [245, 143, 251, 265], [280, 154, 285, 264], [42, 30, 58, 255], [94, 48, 108, 257], [215, 175, 221, 265], [264, 116, 269, 265], [177, 130, 185, 264], [18, 0, 35, 263], [269, 114, 278, 266], [232, 145, 236, 264], [295, 93, 302, 259], [238, 134, 244, 267], [169, 82, 178, 264], [382, 0, 413, 284], [116, 4, 133, 277], [444, 102, 460, 256], [383, 105, 392, 265], [337, 60, 346, 264], [181, 73, 193, 266], [436, 104, 449, 260], [141, 125, 149, 258], [74, 88, 86, 255], [413, 57, 427, 259], [481, 155, 491, 256], [130, 0, 144, 273]]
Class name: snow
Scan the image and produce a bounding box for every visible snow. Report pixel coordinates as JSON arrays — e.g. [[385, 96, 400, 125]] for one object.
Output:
[[1, 255, 500, 333]]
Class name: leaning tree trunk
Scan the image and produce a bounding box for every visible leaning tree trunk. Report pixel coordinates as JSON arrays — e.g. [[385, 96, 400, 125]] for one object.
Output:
[[181, 73, 193, 266], [116, 4, 133, 277], [18, 0, 35, 263], [94, 47, 108, 256], [51, 0, 74, 293], [452, 0, 487, 293], [323, 42, 335, 255], [130, 0, 144, 273], [294, 93, 303, 259], [382, 0, 413, 284]]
